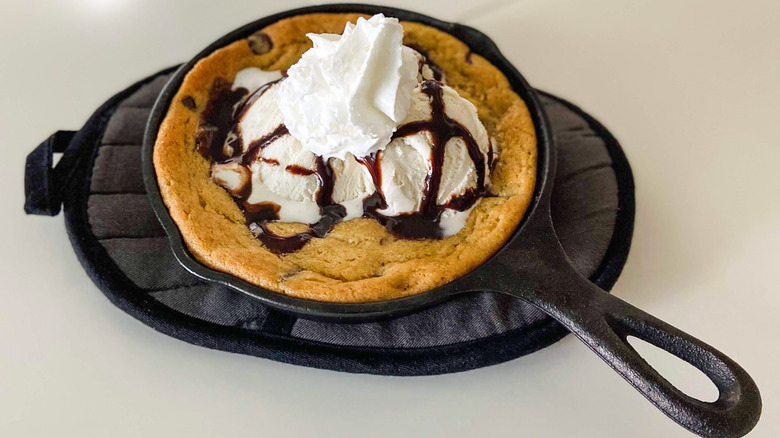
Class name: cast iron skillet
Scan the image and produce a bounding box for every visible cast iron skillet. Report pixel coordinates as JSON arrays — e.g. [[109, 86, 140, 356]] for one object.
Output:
[[142, 4, 761, 437]]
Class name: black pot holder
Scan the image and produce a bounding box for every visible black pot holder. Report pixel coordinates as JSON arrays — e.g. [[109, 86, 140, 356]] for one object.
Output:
[[24, 67, 634, 376]]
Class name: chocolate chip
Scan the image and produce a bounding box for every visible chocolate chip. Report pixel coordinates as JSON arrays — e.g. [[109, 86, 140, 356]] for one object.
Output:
[[281, 269, 301, 280], [181, 96, 197, 110], [430, 64, 444, 81], [248, 31, 273, 55], [195, 126, 216, 157], [465, 50, 473, 64]]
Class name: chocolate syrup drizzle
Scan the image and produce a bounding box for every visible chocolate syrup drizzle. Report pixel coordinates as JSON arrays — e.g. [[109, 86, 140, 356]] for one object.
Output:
[[247, 155, 347, 253], [242, 125, 289, 165], [197, 78, 249, 161], [362, 81, 487, 238], [201, 77, 488, 253]]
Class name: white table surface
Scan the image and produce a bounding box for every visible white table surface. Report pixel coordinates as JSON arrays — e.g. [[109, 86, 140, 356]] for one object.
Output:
[[2, 1, 778, 436]]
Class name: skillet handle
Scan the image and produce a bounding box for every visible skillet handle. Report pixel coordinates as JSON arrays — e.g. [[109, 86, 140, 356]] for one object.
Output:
[[508, 254, 762, 438]]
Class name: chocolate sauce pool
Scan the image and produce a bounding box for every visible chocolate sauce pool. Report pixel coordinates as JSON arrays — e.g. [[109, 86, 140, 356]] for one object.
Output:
[[198, 78, 489, 253], [196, 78, 248, 161]]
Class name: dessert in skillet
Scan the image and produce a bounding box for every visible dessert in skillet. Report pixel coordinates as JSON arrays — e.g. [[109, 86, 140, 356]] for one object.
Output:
[[153, 13, 537, 302]]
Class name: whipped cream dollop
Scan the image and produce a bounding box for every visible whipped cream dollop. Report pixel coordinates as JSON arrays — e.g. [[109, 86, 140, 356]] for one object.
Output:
[[278, 14, 419, 160]]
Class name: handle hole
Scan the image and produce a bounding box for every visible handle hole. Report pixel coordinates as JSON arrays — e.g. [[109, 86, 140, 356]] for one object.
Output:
[[626, 336, 719, 402]]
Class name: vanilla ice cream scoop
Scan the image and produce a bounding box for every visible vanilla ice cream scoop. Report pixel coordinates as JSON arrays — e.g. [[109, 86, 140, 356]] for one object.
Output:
[[363, 80, 493, 238], [212, 77, 492, 239], [211, 81, 375, 226]]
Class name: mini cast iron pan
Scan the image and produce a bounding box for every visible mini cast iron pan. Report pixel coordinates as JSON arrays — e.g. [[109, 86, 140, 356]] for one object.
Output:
[[142, 4, 761, 437]]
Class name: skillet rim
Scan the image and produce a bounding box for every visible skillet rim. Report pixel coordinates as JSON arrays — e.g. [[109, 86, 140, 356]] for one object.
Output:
[[141, 3, 554, 321]]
